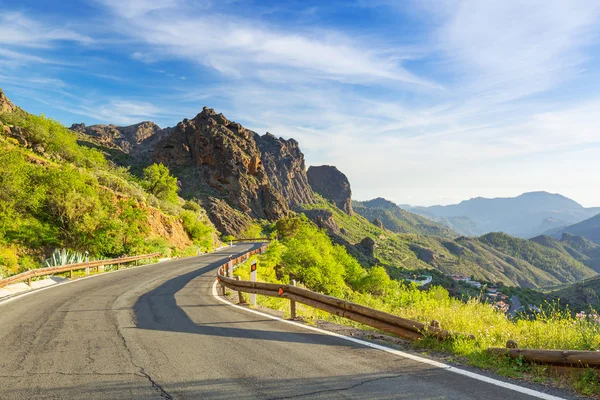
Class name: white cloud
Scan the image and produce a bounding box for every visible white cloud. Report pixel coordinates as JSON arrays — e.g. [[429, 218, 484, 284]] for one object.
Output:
[[98, 0, 436, 87], [0, 12, 93, 48]]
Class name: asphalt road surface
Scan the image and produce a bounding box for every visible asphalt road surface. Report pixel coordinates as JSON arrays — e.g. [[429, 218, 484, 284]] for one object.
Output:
[[0, 244, 576, 399]]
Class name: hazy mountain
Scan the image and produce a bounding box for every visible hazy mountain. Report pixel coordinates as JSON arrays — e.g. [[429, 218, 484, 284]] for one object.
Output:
[[406, 192, 600, 238], [352, 197, 458, 238], [547, 213, 600, 244]]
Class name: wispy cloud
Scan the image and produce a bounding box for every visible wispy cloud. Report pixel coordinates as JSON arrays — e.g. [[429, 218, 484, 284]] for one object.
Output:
[[431, 0, 600, 101], [0, 12, 93, 48], [97, 0, 436, 87]]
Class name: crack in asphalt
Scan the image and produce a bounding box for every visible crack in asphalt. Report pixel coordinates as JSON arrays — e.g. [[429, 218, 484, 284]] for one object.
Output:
[[109, 302, 174, 399], [267, 374, 402, 399], [137, 370, 174, 400]]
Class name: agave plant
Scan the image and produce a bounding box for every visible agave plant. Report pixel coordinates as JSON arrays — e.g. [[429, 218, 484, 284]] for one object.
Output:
[[43, 248, 86, 268]]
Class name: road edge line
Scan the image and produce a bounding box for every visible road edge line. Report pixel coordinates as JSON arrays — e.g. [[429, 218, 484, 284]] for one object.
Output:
[[211, 279, 565, 400]]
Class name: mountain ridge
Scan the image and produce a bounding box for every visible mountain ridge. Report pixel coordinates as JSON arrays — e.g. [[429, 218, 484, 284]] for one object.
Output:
[[406, 192, 600, 238]]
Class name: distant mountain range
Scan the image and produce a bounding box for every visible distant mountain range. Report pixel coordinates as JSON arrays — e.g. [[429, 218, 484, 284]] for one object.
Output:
[[405, 192, 600, 238]]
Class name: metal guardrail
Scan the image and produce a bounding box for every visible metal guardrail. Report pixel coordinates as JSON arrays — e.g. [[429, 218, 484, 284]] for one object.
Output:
[[216, 244, 471, 341], [219, 245, 600, 369], [0, 252, 162, 289]]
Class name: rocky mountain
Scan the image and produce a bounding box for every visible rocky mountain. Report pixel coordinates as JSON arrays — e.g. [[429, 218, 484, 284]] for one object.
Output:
[[407, 192, 600, 238], [71, 121, 172, 167], [352, 197, 457, 238], [151, 107, 315, 234], [0, 89, 16, 113], [547, 213, 600, 245], [307, 165, 353, 215]]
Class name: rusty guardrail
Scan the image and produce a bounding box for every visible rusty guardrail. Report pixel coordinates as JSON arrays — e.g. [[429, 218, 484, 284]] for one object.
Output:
[[216, 244, 471, 342], [0, 252, 162, 289], [220, 244, 600, 369]]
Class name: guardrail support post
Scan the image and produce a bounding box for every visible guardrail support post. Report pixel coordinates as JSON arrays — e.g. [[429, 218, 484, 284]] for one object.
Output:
[[27, 276, 32, 287], [290, 279, 297, 319], [70, 270, 73, 279], [236, 276, 245, 304], [228, 257, 233, 278]]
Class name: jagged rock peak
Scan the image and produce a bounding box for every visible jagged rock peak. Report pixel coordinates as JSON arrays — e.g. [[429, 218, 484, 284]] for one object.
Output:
[[0, 88, 16, 113], [72, 120, 168, 155], [307, 165, 353, 215], [153, 107, 316, 235]]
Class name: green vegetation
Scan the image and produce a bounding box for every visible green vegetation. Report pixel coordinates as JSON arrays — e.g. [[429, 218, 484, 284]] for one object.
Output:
[[0, 110, 217, 277], [301, 197, 597, 289], [234, 217, 600, 395], [478, 232, 595, 284]]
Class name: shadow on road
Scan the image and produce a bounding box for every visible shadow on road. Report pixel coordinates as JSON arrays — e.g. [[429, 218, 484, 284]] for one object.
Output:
[[131, 244, 361, 348]]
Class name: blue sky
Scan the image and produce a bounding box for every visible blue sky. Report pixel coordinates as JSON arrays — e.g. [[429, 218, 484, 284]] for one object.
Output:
[[2, 0, 600, 207]]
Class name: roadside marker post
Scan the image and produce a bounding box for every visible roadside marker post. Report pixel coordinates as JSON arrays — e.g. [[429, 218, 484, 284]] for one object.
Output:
[[228, 256, 233, 278], [250, 261, 257, 306], [290, 279, 297, 319]]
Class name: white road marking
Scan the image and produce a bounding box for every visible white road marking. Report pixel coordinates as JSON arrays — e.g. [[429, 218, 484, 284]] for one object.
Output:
[[211, 279, 566, 400]]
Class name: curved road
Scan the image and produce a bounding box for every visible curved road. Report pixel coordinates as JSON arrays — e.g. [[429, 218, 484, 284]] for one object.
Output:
[[0, 244, 572, 399]]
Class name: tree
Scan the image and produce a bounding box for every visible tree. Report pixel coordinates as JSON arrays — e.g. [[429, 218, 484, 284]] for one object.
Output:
[[141, 163, 179, 203]]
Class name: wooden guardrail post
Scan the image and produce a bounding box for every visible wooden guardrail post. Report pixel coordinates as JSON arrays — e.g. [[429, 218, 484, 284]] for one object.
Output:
[[290, 279, 297, 319], [236, 276, 245, 304], [70, 270, 73, 279]]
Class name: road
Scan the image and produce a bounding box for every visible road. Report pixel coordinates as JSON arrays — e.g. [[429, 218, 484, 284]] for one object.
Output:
[[0, 244, 573, 399]]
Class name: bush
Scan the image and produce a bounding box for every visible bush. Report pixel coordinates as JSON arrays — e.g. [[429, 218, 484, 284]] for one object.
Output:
[[141, 163, 179, 204]]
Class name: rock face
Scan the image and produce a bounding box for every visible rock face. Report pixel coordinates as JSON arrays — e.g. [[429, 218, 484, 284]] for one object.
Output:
[[307, 165, 353, 215], [372, 218, 384, 229], [0, 89, 16, 113], [152, 107, 315, 235], [302, 209, 339, 234], [71, 121, 170, 159], [356, 237, 376, 258]]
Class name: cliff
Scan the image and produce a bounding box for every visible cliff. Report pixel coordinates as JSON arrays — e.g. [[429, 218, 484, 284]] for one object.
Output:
[[307, 165, 353, 215], [152, 107, 315, 235]]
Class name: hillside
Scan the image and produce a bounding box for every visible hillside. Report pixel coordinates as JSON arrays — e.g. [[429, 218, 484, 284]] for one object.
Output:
[[353, 197, 458, 239], [300, 197, 594, 288], [531, 233, 600, 272], [548, 213, 600, 244], [407, 192, 600, 238], [0, 89, 219, 278], [478, 232, 596, 284], [550, 276, 600, 312]]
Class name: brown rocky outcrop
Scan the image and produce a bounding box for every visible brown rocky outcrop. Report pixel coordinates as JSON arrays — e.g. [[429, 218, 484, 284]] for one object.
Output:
[[372, 218, 384, 229], [0, 89, 16, 113], [410, 244, 438, 263], [356, 237, 376, 258], [302, 209, 340, 234], [71, 121, 170, 160], [307, 165, 353, 215], [152, 107, 315, 235]]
